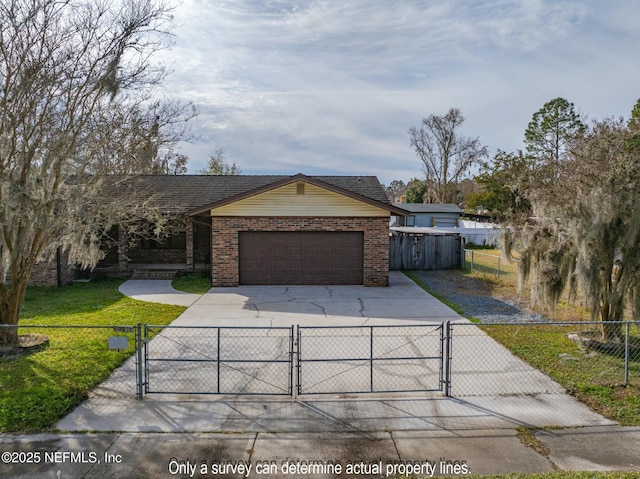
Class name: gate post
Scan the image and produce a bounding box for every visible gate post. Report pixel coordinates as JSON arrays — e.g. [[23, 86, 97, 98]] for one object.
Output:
[[290, 325, 295, 397], [136, 322, 143, 400], [370, 326, 374, 393], [296, 325, 301, 397], [443, 321, 451, 397]]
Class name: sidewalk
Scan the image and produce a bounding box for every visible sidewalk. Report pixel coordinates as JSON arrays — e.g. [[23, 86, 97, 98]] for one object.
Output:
[[2, 426, 639, 478]]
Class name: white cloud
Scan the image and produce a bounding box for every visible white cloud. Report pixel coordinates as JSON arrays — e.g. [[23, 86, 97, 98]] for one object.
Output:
[[158, 0, 640, 185]]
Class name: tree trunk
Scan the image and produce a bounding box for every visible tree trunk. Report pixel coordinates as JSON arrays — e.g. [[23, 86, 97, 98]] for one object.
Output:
[[0, 279, 28, 346], [599, 294, 624, 343]]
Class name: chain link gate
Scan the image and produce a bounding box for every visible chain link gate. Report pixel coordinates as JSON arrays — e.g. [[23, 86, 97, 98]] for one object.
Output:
[[296, 324, 447, 395], [142, 325, 294, 395], [136, 323, 449, 398]]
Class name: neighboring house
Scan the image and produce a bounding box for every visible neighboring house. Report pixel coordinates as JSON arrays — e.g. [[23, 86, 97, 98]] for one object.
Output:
[[38, 173, 406, 287], [391, 203, 463, 228]]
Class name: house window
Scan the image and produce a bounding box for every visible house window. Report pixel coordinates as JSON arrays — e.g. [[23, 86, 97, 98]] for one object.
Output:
[[142, 229, 187, 250], [406, 215, 416, 227]]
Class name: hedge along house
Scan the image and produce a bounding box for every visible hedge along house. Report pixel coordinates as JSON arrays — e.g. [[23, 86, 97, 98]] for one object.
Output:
[[97, 173, 407, 287]]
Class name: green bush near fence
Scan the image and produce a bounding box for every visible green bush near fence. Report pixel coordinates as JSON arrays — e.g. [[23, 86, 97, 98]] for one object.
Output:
[[0, 279, 185, 432]]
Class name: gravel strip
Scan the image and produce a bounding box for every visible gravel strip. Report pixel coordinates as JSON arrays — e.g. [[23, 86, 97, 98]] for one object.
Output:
[[409, 270, 548, 324]]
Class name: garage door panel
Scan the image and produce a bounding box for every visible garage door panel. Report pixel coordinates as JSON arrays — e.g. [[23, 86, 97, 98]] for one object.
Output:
[[239, 231, 363, 285]]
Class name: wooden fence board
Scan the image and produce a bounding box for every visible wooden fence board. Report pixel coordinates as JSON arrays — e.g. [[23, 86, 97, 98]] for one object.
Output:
[[389, 234, 463, 270]]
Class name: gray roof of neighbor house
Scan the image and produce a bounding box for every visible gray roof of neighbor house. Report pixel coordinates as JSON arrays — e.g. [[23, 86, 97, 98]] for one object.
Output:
[[104, 173, 408, 216], [397, 203, 463, 214]]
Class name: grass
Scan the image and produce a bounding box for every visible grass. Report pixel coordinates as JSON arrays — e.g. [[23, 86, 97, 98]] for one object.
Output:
[[172, 272, 211, 294], [482, 324, 640, 426], [464, 247, 519, 285], [408, 270, 640, 426], [0, 279, 186, 432]]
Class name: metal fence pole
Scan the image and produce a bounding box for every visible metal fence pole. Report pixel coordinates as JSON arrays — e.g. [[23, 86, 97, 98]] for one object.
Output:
[[444, 321, 451, 397], [497, 257, 501, 279], [624, 322, 630, 386], [136, 322, 143, 400], [290, 325, 295, 397], [370, 326, 374, 393], [296, 326, 302, 396], [217, 327, 221, 394]]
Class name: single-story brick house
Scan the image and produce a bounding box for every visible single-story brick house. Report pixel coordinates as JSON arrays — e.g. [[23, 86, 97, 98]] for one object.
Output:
[[83, 173, 407, 287]]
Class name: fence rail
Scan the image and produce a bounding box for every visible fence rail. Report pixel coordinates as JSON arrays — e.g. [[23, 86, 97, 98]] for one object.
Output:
[[0, 323, 141, 399], [143, 325, 293, 396], [449, 321, 640, 396], [464, 249, 506, 279], [2, 321, 638, 402], [296, 324, 444, 395]]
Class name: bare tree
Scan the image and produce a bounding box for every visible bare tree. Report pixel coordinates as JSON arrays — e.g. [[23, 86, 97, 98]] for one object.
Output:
[[90, 97, 197, 174], [0, 0, 188, 345], [409, 108, 488, 204]]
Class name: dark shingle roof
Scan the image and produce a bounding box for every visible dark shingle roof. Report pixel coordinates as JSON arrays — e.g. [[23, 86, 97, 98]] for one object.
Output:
[[104, 173, 403, 215]]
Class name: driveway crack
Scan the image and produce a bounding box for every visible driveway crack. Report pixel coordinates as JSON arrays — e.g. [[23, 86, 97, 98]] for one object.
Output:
[[309, 302, 328, 317]]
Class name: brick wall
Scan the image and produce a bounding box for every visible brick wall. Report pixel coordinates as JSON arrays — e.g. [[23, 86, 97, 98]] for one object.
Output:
[[27, 249, 75, 287], [126, 245, 187, 264], [210, 217, 390, 287]]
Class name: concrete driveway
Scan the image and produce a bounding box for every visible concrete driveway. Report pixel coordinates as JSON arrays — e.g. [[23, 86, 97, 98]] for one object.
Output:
[[59, 272, 611, 433], [167, 271, 463, 327], [26, 272, 640, 478]]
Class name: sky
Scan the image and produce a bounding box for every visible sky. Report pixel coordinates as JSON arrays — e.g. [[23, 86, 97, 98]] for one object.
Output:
[[157, 0, 640, 186]]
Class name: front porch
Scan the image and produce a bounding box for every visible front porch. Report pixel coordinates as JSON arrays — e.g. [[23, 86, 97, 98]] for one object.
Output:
[[94, 219, 212, 280]]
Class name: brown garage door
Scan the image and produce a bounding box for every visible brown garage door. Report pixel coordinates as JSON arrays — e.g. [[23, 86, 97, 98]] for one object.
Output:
[[239, 231, 364, 285]]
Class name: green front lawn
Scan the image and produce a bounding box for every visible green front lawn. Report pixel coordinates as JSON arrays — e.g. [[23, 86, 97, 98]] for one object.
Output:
[[0, 279, 185, 432], [172, 272, 211, 294]]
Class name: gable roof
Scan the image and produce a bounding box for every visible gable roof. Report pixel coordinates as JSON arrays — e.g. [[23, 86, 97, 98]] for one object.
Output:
[[104, 173, 408, 216], [188, 173, 408, 216]]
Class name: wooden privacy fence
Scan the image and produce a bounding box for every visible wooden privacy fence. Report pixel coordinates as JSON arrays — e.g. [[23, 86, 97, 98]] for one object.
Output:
[[389, 234, 464, 270]]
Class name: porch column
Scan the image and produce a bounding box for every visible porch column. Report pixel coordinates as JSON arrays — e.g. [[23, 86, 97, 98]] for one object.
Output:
[[186, 219, 194, 271], [118, 224, 129, 272]]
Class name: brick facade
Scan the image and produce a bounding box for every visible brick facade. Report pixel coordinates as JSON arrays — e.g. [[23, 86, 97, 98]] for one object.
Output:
[[117, 221, 211, 267], [210, 216, 390, 287], [28, 249, 75, 287]]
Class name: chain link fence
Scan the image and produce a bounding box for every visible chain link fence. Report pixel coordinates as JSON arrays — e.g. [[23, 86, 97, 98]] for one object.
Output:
[[0, 324, 140, 400], [297, 324, 444, 395], [4, 321, 638, 403], [143, 325, 293, 395], [449, 321, 640, 397], [464, 249, 508, 279]]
